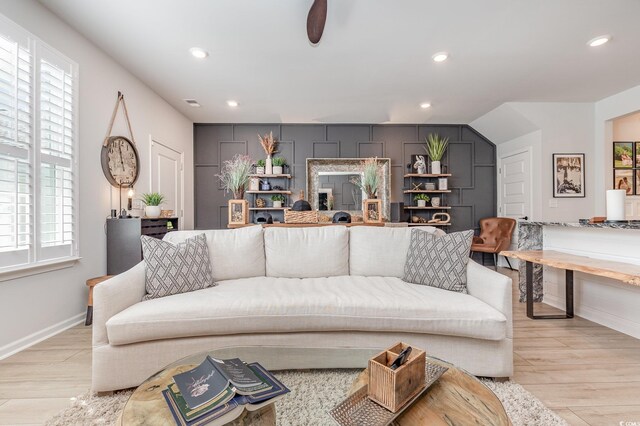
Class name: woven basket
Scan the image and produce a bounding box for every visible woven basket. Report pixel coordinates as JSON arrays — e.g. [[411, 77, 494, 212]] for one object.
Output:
[[284, 209, 318, 224]]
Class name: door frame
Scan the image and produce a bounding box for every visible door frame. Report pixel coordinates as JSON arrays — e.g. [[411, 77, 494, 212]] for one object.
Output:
[[149, 135, 185, 221], [497, 146, 533, 220]]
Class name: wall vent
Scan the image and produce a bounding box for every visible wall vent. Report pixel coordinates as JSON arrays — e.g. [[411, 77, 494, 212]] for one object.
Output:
[[184, 99, 201, 107]]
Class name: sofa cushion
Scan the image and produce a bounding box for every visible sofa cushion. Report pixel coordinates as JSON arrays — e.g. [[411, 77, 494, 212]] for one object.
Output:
[[163, 226, 265, 282], [264, 226, 349, 278], [349, 226, 441, 277], [106, 275, 507, 346], [141, 234, 214, 300], [404, 229, 474, 293]]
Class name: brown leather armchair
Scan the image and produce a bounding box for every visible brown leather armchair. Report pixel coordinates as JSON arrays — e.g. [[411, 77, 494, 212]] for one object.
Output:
[[471, 217, 516, 270]]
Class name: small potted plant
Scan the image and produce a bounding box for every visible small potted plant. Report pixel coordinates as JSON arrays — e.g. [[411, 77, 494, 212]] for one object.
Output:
[[271, 194, 285, 208], [414, 193, 430, 208], [255, 159, 266, 175], [272, 157, 286, 175], [141, 192, 165, 218], [218, 154, 253, 199], [424, 133, 449, 175], [351, 157, 379, 199]]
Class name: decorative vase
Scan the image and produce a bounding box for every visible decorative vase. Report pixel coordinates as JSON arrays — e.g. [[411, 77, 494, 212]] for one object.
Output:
[[431, 161, 441, 175], [260, 180, 271, 191], [438, 177, 448, 190], [233, 188, 245, 200], [417, 200, 426, 208], [273, 165, 283, 175], [249, 178, 260, 191], [431, 197, 441, 207], [273, 200, 282, 208], [145, 205, 161, 218], [265, 155, 273, 175], [256, 166, 265, 175]]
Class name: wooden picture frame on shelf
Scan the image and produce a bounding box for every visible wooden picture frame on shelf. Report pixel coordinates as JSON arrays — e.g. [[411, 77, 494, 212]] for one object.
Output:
[[228, 200, 249, 225], [363, 199, 383, 224]]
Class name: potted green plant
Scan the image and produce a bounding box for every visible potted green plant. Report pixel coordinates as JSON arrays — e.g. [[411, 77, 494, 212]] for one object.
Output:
[[217, 154, 253, 199], [140, 192, 165, 218], [414, 193, 430, 208], [271, 157, 286, 175], [255, 159, 266, 175], [351, 157, 379, 199], [271, 194, 286, 208], [424, 133, 449, 174]]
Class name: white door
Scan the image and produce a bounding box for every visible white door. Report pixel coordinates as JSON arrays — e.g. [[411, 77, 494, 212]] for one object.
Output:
[[150, 138, 183, 221], [497, 149, 532, 267]]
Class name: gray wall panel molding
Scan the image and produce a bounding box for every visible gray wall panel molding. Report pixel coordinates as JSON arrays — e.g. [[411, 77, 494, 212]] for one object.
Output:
[[194, 123, 496, 232]]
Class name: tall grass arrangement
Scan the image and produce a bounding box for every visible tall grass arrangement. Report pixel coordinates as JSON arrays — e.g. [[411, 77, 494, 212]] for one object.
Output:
[[258, 131, 278, 156], [424, 133, 449, 161], [351, 157, 380, 199], [218, 154, 253, 199]]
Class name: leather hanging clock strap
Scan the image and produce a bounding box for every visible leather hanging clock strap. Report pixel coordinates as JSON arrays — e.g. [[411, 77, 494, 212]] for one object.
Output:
[[103, 91, 136, 147]]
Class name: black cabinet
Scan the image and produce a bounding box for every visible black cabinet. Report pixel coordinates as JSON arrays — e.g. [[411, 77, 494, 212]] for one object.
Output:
[[106, 217, 179, 275]]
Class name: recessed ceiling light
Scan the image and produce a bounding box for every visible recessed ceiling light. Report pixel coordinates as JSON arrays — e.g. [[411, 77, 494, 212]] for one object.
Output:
[[587, 35, 611, 47], [184, 99, 201, 107], [432, 52, 448, 62], [227, 100, 239, 107], [189, 47, 209, 59], [420, 102, 431, 109]]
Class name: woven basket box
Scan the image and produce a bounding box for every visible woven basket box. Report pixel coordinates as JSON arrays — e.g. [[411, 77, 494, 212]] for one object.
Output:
[[367, 342, 426, 412], [284, 210, 318, 224]]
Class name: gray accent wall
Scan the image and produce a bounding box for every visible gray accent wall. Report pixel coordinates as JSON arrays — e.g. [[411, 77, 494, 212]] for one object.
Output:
[[194, 124, 496, 232]]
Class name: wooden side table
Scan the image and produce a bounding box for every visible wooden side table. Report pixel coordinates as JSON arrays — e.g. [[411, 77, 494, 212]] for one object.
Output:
[[85, 275, 113, 326]]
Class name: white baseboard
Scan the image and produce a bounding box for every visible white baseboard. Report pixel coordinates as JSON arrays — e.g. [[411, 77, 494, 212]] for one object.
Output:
[[0, 312, 85, 360], [543, 294, 640, 339]]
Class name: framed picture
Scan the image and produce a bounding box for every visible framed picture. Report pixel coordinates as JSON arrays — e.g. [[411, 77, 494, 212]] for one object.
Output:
[[637, 170, 640, 195], [613, 142, 634, 168], [613, 169, 634, 195], [553, 153, 585, 198], [636, 142, 640, 168]]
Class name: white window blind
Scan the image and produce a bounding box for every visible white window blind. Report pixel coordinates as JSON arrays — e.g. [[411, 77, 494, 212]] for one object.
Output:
[[0, 15, 78, 271]]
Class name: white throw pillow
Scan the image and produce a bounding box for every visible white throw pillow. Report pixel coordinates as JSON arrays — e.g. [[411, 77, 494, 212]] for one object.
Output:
[[163, 226, 265, 281], [264, 226, 349, 278], [350, 226, 441, 278]]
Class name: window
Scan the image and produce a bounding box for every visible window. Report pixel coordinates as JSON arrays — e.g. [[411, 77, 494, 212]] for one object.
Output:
[[0, 15, 78, 272]]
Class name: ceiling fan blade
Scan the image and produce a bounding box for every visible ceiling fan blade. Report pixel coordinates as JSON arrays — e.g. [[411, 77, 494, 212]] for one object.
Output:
[[307, 0, 327, 44]]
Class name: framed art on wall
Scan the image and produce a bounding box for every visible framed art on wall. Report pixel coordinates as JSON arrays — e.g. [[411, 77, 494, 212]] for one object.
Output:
[[614, 169, 634, 195], [553, 153, 585, 198], [613, 142, 634, 168]]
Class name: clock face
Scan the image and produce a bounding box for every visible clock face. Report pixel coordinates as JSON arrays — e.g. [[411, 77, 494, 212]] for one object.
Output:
[[101, 136, 140, 187]]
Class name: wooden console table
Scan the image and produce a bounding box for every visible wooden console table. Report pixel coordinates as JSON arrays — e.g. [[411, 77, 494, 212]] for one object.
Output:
[[502, 250, 640, 320]]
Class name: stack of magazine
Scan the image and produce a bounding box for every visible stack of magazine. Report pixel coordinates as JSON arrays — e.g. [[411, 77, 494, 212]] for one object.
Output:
[[163, 356, 290, 426]]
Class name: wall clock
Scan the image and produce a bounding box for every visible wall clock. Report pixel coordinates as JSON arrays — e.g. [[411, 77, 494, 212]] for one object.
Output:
[[101, 136, 140, 187]]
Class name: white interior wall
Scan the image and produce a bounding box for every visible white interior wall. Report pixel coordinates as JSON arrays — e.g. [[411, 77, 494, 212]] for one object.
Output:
[[0, 0, 194, 358], [472, 102, 596, 222]]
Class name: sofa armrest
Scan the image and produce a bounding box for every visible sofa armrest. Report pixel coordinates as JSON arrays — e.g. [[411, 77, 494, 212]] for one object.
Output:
[[92, 262, 146, 347], [466, 260, 513, 338]]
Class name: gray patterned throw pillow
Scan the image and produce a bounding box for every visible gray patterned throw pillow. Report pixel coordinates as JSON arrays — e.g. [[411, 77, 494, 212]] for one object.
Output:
[[403, 229, 474, 293], [141, 233, 214, 300]]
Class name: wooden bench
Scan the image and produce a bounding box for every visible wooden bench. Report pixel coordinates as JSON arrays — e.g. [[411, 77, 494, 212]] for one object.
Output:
[[502, 250, 640, 320]]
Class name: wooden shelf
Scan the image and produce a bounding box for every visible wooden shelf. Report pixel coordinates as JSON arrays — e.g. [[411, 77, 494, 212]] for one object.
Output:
[[249, 174, 292, 178], [249, 207, 289, 211], [404, 206, 452, 210], [408, 223, 451, 226], [404, 173, 451, 178], [403, 190, 451, 194], [246, 190, 292, 195]]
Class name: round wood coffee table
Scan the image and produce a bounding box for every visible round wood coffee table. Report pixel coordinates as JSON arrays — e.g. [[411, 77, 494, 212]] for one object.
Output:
[[118, 352, 275, 426], [348, 356, 510, 426]]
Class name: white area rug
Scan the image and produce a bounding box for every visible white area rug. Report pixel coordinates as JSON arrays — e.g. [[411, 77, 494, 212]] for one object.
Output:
[[46, 370, 567, 426]]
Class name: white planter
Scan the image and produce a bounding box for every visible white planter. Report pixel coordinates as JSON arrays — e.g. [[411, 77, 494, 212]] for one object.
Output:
[[256, 166, 265, 175], [272, 200, 282, 208], [145, 205, 161, 218], [265, 156, 273, 175], [417, 200, 427, 208], [272, 166, 283, 175], [431, 161, 441, 175]]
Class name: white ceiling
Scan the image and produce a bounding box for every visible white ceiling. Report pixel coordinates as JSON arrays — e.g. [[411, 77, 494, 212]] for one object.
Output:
[[38, 0, 640, 124]]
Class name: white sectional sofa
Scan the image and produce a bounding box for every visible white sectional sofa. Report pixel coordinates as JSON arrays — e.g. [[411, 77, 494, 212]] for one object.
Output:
[[92, 225, 513, 392]]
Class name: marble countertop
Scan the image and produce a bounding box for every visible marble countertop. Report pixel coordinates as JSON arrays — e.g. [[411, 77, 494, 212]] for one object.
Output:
[[520, 221, 640, 230]]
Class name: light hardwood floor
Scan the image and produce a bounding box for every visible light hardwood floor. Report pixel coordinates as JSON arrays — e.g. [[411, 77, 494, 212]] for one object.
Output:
[[0, 268, 639, 425]]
